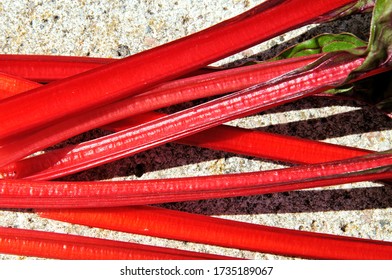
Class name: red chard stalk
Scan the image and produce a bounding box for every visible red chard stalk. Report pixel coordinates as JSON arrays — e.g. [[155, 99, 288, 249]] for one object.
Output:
[[1, 0, 391, 260]]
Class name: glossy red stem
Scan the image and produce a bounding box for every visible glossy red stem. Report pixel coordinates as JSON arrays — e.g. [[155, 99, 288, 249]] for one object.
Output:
[[0, 110, 369, 180], [0, 55, 113, 83], [0, 227, 231, 260], [0, 54, 369, 180], [108, 111, 371, 163], [5, 55, 365, 179], [0, 152, 390, 208], [0, 0, 357, 140], [3, 114, 370, 181], [0, 54, 221, 83], [0, 55, 319, 166], [38, 205, 392, 260]]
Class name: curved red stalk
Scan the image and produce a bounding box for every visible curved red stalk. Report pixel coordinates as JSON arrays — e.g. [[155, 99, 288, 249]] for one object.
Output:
[[0, 152, 390, 208], [0, 227, 231, 260], [38, 205, 392, 260], [0, 55, 319, 165], [0, 0, 358, 140], [3, 55, 365, 179]]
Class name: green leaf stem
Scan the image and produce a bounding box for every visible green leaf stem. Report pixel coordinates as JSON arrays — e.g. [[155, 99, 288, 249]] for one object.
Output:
[[272, 33, 367, 60]]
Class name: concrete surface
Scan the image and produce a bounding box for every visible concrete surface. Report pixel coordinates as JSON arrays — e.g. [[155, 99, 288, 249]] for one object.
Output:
[[0, 0, 391, 260]]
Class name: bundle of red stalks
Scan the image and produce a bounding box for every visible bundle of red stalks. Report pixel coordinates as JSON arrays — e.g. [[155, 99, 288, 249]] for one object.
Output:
[[0, 0, 391, 260]]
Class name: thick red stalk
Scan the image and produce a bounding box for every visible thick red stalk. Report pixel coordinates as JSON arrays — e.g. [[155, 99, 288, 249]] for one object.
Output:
[[0, 227, 230, 260], [0, 153, 390, 208], [0, 55, 113, 83], [38, 205, 392, 260], [3, 54, 365, 178], [0, 55, 319, 166], [0, 0, 357, 140]]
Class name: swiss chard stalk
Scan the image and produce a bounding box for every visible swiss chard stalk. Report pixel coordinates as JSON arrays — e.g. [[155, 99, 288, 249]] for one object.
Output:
[[1, 0, 391, 261], [0, 55, 114, 83], [38, 205, 392, 260], [0, 152, 390, 208], [0, 0, 362, 140], [0, 54, 369, 179], [0, 33, 367, 85], [0, 110, 370, 180], [1, 54, 368, 179], [0, 54, 319, 166], [0, 34, 372, 175], [0, 227, 231, 260]]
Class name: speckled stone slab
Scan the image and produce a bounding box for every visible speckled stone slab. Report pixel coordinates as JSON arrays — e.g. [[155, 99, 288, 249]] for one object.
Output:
[[0, 0, 391, 260]]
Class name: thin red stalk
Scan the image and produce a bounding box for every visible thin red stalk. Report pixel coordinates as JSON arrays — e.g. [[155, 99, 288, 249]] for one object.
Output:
[[38, 205, 392, 260], [0, 152, 390, 208], [0, 0, 358, 140], [4, 54, 366, 179], [108, 111, 370, 163], [0, 56, 318, 101], [0, 54, 219, 83], [0, 110, 370, 180], [0, 227, 231, 260], [0, 55, 114, 83], [0, 55, 319, 165], [187, 126, 370, 163]]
